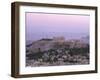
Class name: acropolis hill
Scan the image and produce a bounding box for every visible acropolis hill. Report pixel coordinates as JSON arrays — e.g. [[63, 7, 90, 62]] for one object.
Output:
[[26, 36, 89, 67]]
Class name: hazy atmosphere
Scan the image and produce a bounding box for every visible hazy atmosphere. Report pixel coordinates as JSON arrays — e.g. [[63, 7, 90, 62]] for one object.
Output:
[[26, 12, 90, 67], [26, 12, 90, 41]]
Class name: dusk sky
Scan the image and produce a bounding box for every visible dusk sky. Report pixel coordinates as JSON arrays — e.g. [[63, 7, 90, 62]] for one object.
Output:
[[26, 12, 90, 41]]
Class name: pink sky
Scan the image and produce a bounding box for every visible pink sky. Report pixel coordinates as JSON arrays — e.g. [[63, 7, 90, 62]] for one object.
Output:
[[26, 12, 90, 41]]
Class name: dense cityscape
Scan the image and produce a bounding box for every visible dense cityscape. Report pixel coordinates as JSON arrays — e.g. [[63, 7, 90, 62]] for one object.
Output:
[[26, 36, 89, 67]]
